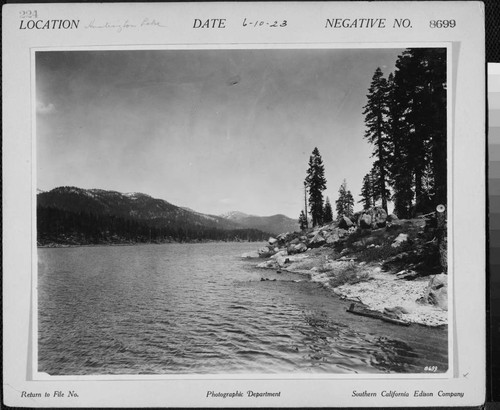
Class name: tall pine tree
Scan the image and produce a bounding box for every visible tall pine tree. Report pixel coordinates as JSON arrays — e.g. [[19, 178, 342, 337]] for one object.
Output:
[[305, 147, 327, 227], [336, 179, 354, 220], [389, 48, 447, 216], [363, 67, 391, 212], [359, 173, 373, 210]]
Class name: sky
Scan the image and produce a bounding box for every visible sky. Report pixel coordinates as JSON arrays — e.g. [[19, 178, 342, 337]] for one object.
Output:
[[36, 48, 404, 218]]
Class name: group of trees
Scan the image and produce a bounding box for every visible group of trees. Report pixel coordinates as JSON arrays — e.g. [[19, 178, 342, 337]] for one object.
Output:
[[300, 148, 355, 228], [335, 180, 354, 220], [299, 48, 446, 228], [37, 206, 270, 245], [360, 48, 447, 218]]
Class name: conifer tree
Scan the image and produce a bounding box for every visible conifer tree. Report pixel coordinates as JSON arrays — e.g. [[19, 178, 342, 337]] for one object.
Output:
[[345, 190, 354, 218], [389, 48, 447, 216], [298, 210, 308, 231], [303, 181, 309, 229], [359, 173, 373, 210], [323, 197, 333, 223], [386, 70, 414, 218], [335, 180, 354, 220], [305, 147, 327, 227], [363, 67, 391, 212]]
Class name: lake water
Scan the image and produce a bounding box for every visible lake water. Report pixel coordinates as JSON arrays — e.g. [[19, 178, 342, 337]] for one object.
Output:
[[38, 242, 448, 375]]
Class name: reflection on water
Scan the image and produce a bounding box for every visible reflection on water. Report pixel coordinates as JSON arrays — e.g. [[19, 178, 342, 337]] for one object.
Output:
[[38, 243, 448, 375]]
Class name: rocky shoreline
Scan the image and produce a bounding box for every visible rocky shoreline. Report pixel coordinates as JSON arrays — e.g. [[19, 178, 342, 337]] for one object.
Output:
[[243, 207, 448, 328]]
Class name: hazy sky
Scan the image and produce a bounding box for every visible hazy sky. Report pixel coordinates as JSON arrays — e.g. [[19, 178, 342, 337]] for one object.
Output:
[[36, 48, 403, 218]]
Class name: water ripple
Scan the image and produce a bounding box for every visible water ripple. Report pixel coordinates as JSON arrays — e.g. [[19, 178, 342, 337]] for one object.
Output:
[[38, 243, 448, 375]]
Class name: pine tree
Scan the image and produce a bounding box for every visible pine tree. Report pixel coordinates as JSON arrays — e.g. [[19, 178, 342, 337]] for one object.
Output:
[[345, 190, 354, 218], [363, 67, 391, 212], [359, 173, 373, 210], [336, 180, 347, 220], [305, 147, 327, 227], [323, 197, 333, 223], [386, 70, 414, 218], [303, 181, 309, 229], [388, 48, 447, 216], [335, 180, 354, 220], [298, 210, 308, 231]]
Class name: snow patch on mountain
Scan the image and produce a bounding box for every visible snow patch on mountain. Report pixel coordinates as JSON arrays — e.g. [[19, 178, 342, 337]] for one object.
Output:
[[219, 211, 252, 220]]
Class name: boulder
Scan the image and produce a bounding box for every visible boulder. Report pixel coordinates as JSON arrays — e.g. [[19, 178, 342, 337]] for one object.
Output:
[[359, 214, 372, 229], [418, 274, 448, 310], [291, 242, 308, 254], [308, 230, 320, 238], [371, 207, 388, 228], [391, 233, 409, 248], [294, 242, 307, 253], [268, 237, 278, 246], [276, 233, 289, 242], [270, 250, 288, 260], [326, 231, 341, 244], [338, 216, 354, 230], [290, 237, 300, 245], [337, 228, 348, 237], [357, 206, 388, 229], [387, 213, 399, 222], [258, 246, 275, 258], [275, 255, 290, 267], [309, 232, 326, 247]]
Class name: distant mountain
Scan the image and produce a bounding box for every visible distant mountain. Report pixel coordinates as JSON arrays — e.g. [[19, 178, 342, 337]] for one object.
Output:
[[220, 210, 299, 236], [37, 186, 272, 245]]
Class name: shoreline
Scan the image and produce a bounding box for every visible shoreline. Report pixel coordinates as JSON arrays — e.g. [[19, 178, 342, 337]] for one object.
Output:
[[253, 254, 448, 328], [246, 214, 448, 328], [38, 239, 267, 249]]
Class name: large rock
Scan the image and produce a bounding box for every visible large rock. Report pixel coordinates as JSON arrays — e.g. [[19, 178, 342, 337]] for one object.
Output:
[[419, 274, 448, 310], [270, 250, 288, 259], [359, 214, 372, 229], [275, 255, 291, 267], [391, 233, 409, 248], [325, 230, 341, 244], [387, 213, 399, 222], [309, 232, 326, 247], [371, 207, 388, 228], [357, 207, 387, 229], [258, 246, 275, 258], [338, 216, 354, 230], [276, 232, 290, 242], [268, 237, 278, 246], [288, 242, 307, 254]]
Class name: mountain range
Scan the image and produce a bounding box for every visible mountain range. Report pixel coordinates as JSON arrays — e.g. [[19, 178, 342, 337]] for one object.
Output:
[[219, 211, 299, 235], [37, 186, 298, 245]]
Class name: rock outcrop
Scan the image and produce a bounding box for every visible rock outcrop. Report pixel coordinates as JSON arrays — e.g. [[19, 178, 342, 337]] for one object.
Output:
[[357, 207, 388, 229], [418, 273, 448, 310], [338, 216, 354, 230]]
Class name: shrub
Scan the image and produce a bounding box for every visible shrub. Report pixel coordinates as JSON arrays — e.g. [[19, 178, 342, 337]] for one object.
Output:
[[356, 241, 412, 262]]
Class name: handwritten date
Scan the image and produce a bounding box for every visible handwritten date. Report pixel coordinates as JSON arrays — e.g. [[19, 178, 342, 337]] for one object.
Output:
[[242, 18, 287, 28]]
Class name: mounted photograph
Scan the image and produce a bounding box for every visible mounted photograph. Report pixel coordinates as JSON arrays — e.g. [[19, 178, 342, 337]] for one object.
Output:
[[35, 46, 450, 377]]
